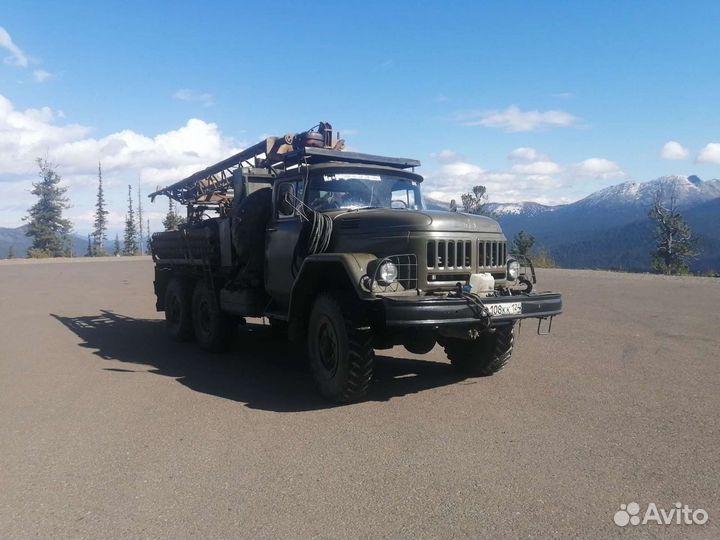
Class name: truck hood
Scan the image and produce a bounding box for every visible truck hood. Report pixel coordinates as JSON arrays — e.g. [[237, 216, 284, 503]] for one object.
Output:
[[330, 208, 502, 234]]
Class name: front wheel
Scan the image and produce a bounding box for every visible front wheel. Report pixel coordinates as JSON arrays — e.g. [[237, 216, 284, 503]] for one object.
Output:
[[307, 293, 374, 402], [443, 324, 515, 376], [192, 281, 234, 352]]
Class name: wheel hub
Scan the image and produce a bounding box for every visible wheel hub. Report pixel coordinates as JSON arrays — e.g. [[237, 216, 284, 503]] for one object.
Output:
[[317, 317, 339, 375]]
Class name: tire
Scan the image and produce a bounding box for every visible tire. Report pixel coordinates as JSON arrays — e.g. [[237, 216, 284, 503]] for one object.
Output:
[[403, 330, 437, 355], [443, 324, 515, 376], [164, 278, 194, 342], [191, 281, 234, 352], [307, 293, 374, 402]]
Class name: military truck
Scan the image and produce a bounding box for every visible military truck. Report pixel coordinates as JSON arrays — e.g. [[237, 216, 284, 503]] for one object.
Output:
[[149, 122, 562, 402]]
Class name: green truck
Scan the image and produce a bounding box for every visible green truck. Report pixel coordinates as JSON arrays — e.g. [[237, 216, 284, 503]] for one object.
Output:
[[149, 122, 562, 402]]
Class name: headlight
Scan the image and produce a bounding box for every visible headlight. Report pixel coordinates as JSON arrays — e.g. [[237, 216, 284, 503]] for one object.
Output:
[[507, 259, 520, 280], [378, 261, 398, 284]]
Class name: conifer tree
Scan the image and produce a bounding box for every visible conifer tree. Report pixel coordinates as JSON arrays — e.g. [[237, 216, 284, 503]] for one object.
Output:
[[512, 230, 536, 256], [461, 185, 494, 217], [137, 180, 144, 255], [649, 186, 699, 275], [91, 162, 109, 256], [123, 185, 138, 256], [146, 219, 152, 254], [25, 158, 73, 257], [113, 233, 120, 256], [163, 197, 186, 231], [7, 245, 14, 259]]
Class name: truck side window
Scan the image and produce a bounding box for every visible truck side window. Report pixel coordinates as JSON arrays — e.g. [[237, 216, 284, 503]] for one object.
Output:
[[277, 183, 296, 218]]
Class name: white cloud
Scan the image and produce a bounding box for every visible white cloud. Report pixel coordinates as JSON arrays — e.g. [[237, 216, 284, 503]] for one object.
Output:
[[661, 141, 689, 160], [0, 95, 91, 176], [511, 160, 561, 175], [431, 149, 465, 164], [457, 105, 578, 132], [423, 156, 566, 205], [697, 143, 720, 164], [424, 148, 625, 206], [441, 161, 485, 177], [33, 69, 52, 82], [173, 89, 215, 107], [508, 147, 544, 162], [0, 26, 28, 67], [0, 93, 242, 232], [575, 158, 624, 179]]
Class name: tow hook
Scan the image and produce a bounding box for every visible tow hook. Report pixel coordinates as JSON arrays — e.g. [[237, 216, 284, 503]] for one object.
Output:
[[537, 316, 554, 335]]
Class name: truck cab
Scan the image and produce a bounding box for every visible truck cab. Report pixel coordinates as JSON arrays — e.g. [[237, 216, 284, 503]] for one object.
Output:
[[149, 123, 562, 402]]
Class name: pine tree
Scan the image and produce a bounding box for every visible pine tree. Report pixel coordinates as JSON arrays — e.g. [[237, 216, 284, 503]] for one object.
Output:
[[113, 233, 120, 256], [25, 158, 73, 258], [146, 218, 152, 255], [512, 230, 536, 256], [85, 234, 93, 257], [649, 186, 699, 275], [91, 162, 109, 256], [137, 180, 144, 255], [163, 197, 186, 231], [123, 185, 138, 256], [7, 245, 14, 259], [461, 185, 494, 217]]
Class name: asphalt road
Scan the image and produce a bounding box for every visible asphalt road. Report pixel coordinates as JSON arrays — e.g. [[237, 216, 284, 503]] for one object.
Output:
[[0, 258, 718, 539]]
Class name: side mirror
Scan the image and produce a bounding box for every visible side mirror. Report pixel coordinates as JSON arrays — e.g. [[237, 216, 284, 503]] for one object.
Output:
[[277, 184, 295, 216]]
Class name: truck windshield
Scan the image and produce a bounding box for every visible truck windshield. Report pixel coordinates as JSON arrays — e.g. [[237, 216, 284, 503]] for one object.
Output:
[[307, 172, 423, 211]]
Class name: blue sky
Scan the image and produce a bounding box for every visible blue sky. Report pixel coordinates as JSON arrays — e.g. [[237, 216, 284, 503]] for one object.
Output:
[[1, 1, 719, 234]]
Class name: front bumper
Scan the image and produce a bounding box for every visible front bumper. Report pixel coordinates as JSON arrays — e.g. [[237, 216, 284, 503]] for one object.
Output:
[[379, 292, 562, 327]]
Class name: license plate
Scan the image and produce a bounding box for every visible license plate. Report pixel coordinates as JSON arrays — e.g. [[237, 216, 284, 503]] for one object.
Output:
[[484, 302, 522, 316]]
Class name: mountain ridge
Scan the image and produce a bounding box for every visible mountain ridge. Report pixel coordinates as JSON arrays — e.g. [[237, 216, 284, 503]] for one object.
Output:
[[0, 225, 89, 258]]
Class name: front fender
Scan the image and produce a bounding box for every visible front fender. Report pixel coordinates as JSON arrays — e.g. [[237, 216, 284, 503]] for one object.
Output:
[[287, 253, 378, 328]]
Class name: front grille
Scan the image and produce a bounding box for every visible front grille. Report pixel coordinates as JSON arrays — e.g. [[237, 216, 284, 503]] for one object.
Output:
[[479, 240, 506, 268], [426, 239, 473, 270], [426, 238, 506, 271]]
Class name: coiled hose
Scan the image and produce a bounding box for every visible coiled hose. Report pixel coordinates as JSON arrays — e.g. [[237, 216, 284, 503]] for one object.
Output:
[[291, 207, 333, 276]]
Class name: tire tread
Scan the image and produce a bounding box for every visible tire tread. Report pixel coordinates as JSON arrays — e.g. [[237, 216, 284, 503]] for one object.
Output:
[[444, 324, 515, 376]]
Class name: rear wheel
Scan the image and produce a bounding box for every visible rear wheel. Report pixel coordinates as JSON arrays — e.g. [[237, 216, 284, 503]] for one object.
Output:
[[164, 278, 194, 342], [307, 293, 374, 402], [192, 281, 234, 352], [443, 324, 515, 376]]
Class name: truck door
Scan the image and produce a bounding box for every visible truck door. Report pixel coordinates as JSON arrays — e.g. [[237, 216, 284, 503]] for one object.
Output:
[[265, 180, 304, 308]]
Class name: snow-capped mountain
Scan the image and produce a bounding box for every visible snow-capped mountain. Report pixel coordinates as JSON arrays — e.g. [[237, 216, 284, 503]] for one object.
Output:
[[485, 201, 558, 216], [572, 175, 720, 209], [486, 175, 720, 217], [488, 175, 720, 272]]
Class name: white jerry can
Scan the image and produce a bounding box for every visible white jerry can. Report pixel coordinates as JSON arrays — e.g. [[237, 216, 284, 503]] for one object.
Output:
[[468, 272, 495, 296]]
